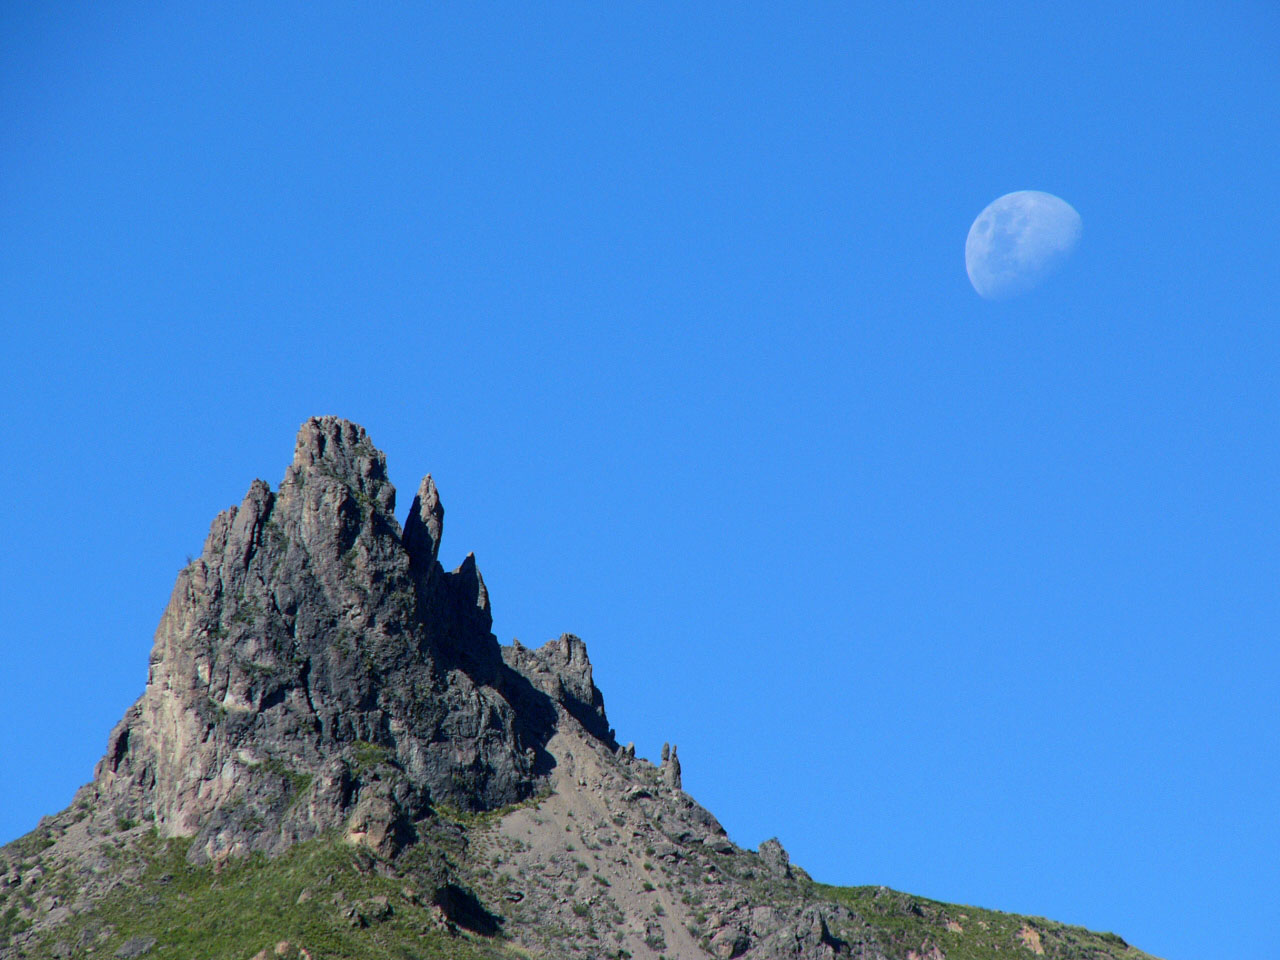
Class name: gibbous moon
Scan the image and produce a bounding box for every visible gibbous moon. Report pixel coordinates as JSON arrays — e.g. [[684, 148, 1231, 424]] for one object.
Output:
[[965, 191, 1082, 300]]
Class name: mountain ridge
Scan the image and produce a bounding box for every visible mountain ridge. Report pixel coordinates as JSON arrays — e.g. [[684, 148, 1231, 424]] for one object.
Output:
[[0, 418, 1159, 960]]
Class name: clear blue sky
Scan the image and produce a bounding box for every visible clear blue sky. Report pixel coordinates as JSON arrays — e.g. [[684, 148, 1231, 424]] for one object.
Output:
[[2, 4, 1276, 959]]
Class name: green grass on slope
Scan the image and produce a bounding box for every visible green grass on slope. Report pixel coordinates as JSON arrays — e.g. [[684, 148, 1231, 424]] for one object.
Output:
[[20, 832, 518, 960], [9, 821, 1159, 960], [813, 884, 1159, 960]]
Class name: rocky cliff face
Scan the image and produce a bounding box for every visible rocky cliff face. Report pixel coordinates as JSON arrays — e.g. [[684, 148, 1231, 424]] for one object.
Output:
[[0, 419, 1158, 960], [92, 417, 604, 864]]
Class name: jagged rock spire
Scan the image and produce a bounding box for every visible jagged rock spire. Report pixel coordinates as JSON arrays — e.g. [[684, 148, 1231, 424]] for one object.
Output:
[[403, 474, 444, 569], [662, 744, 682, 790], [91, 417, 613, 863]]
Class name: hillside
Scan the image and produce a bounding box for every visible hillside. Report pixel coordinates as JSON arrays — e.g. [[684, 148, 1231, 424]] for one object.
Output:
[[0, 418, 1159, 960]]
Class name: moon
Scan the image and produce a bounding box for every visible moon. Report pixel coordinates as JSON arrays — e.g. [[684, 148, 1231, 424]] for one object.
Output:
[[965, 191, 1082, 299]]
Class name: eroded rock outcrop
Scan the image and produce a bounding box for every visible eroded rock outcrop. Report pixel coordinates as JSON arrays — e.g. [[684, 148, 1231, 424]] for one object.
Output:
[[90, 417, 605, 863]]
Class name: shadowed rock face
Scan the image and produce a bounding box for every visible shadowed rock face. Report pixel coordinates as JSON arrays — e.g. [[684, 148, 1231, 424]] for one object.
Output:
[[93, 417, 608, 862]]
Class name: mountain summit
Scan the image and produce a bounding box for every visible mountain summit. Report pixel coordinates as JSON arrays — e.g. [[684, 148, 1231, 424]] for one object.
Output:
[[97, 416, 593, 864], [1, 419, 1158, 960]]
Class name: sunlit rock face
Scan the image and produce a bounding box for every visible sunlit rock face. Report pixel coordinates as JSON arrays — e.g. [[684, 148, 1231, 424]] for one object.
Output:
[[93, 416, 604, 862]]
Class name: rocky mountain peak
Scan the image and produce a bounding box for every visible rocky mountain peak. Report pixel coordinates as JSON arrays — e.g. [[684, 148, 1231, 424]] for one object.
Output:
[[285, 415, 396, 516], [90, 417, 611, 863]]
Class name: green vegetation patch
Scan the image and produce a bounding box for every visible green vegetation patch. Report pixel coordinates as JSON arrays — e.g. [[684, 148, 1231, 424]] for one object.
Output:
[[250, 758, 314, 806], [432, 787, 553, 830], [350, 740, 395, 773], [22, 832, 517, 960], [813, 883, 1153, 960]]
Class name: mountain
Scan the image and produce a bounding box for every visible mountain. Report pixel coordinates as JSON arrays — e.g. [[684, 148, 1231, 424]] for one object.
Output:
[[1, 417, 1158, 960]]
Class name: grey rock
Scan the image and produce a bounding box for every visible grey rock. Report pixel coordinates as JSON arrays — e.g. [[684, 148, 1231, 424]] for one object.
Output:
[[711, 926, 750, 959], [114, 936, 157, 959], [661, 743, 682, 790], [704, 835, 735, 855], [88, 417, 606, 863], [759, 836, 792, 878], [502, 633, 613, 745], [794, 905, 850, 955], [751, 906, 781, 937], [651, 840, 679, 861]]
